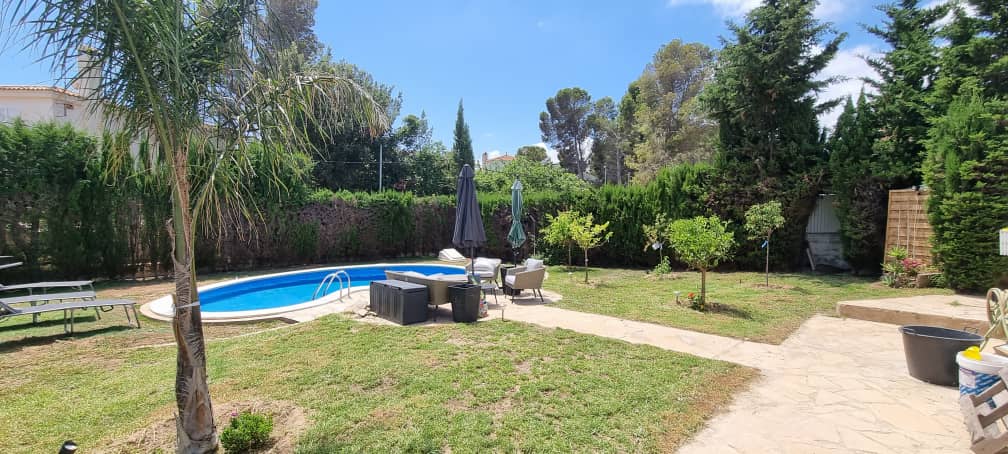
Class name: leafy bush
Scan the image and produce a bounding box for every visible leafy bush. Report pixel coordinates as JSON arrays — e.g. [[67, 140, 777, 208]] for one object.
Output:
[[475, 157, 589, 194], [220, 411, 273, 453], [653, 255, 672, 275]]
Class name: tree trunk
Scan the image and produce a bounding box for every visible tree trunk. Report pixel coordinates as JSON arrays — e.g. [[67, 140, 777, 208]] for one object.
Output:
[[765, 236, 770, 287], [584, 250, 589, 283], [700, 268, 707, 310], [170, 163, 218, 454], [567, 243, 572, 269]]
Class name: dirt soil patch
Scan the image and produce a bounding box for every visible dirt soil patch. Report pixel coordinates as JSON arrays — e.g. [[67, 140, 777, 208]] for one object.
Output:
[[101, 400, 307, 453]]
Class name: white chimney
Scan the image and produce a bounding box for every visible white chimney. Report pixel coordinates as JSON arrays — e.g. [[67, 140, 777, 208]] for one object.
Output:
[[74, 46, 101, 98]]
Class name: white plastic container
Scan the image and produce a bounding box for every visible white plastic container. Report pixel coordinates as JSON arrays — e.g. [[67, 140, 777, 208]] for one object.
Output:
[[957, 351, 1008, 396]]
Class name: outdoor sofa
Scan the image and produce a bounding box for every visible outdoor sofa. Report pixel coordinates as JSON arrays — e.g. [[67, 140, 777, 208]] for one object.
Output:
[[0, 298, 139, 334]]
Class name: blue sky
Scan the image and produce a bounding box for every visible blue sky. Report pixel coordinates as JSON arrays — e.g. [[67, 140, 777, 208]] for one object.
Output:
[[1, 0, 889, 160]]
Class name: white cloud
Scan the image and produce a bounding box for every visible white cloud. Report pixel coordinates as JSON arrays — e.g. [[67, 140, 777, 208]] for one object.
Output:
[[666, 0, 845, 19], [531, 142, 558, 163], [816, 44, 881, 130], [485, 150, 503, 160], [666, 0, 760, 18]]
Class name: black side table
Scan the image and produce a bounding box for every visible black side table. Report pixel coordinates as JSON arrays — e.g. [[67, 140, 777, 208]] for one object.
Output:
[[499, 265, 521, 296]]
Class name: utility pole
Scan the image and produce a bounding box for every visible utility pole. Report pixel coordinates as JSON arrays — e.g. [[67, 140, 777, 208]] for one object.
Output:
[[378, 143, 383, 191]]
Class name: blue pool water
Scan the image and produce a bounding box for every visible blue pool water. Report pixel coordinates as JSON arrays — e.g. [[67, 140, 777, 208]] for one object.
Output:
[[199, 264, 465, 313]]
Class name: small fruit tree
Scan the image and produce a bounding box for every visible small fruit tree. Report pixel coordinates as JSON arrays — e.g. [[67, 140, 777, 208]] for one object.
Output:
[[744, 201, 785, 286], [667, 216, 735, 310], [570, 213, 612, 283], [541, 210, 580, 268]]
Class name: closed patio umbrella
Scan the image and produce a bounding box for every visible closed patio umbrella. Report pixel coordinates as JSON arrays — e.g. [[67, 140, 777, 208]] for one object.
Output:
[[507, 178, 526, 265], [452, 164, 486, 277]]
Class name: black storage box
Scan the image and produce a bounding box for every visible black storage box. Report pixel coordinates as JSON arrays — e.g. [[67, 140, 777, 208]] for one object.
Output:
[[449, 283, 481, 323], [370, 279, 429, 325]]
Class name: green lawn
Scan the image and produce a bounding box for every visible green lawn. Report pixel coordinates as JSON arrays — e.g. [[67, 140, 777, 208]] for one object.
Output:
[[544, 267, 953, 344], [1, 315, 753, 453]]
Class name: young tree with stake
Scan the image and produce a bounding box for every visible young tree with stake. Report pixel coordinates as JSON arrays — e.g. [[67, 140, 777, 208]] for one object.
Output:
[[744, 201, 785, 286], [667, 216, 735, 310], [570, 213, 612, 283]]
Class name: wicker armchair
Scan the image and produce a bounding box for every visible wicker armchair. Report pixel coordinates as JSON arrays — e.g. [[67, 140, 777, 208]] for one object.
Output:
[[504, 265, 547, 301]]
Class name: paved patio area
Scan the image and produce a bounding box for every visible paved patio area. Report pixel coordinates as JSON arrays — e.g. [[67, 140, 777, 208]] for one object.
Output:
[[497, 300, 971, 453], [838, 294, 989, 334]]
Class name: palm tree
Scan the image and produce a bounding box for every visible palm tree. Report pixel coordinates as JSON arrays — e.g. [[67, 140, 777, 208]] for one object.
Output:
[[6, 2, 387, 452]]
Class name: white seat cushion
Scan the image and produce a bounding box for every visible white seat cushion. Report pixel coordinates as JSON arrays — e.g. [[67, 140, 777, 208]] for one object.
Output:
[[505, 275, 516, 286], [525, 258, 544, 270]]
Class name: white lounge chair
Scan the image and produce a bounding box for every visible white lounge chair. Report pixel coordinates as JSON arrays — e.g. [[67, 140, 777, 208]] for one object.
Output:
[[0, 290, 99, 323], [438, 248, 466, 262]]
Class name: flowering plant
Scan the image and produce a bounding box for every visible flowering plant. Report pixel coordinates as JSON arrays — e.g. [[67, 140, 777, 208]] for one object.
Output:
[[686, 292, 704, 311]]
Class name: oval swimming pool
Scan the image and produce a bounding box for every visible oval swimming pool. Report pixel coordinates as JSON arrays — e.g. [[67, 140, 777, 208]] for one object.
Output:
[[146, 263, 466, 321]]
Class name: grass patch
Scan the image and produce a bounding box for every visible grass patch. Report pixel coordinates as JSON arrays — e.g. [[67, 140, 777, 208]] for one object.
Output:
[[544, 267, 953, 343], [0, 316, 753, 453]]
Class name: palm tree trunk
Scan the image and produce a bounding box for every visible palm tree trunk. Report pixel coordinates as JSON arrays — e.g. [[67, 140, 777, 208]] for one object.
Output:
[[170, 164, 218, 454]]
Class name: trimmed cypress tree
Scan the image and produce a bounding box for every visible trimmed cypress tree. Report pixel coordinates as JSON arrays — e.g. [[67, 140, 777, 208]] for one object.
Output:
[[452, 99, 475, 173], [924, 0, 1008, 291], [924, 89, 1008, 291], [700, 0, 845, 269], [828, 94, 887, 273]]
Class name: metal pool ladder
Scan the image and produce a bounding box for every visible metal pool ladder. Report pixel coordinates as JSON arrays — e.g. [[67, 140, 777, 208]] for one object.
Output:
[[312, 270, 350, 300]]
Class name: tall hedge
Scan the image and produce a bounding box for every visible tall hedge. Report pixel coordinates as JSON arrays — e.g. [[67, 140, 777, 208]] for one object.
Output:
[[924, 90, 1008, 291], [0, 121, 150, 279]]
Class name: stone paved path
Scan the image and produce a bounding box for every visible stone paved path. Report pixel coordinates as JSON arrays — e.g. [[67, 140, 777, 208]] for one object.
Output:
[[500, 301, 970, 453]]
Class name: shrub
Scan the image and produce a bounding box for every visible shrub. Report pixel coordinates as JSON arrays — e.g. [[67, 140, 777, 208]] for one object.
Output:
[[474, 156, 589, 194], [653, 255, 672, 275], [220, 411, 273, 453], [881, 246, 923, 288], [667, 216, 735, 310]]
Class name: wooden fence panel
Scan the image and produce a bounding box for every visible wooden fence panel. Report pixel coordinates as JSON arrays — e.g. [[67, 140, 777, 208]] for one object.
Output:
[[884, 189, 933, 264]]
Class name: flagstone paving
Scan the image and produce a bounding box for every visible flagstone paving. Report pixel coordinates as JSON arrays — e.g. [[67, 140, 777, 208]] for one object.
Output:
[[499, 301, 971, 453]]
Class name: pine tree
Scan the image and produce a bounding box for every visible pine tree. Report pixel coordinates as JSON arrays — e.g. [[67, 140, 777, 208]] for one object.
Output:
[[828, 94, 887, 273], [864, 0, 947, 187], [452, 99, 474, 173], [700, 0, 845, 268]]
